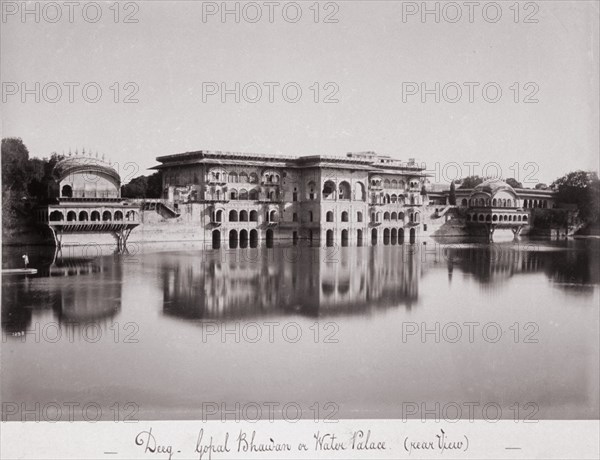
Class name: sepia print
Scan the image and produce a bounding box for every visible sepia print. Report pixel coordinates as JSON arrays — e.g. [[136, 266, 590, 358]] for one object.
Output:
[[1, 1, 599, 459]]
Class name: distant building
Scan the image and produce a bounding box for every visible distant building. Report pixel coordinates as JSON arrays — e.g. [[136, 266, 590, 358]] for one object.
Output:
[[152, 150, 429, 247]]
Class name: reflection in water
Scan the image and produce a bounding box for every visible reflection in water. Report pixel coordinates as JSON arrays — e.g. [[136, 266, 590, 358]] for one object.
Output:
[[162, 246, 420, 320], [2, 239, 599, 420], [443, 241, 599, 291], [3, 240, 599, 333], [2, 246, 122, 334]]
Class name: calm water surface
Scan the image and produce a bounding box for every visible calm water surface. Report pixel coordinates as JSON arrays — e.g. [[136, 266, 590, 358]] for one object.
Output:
[[2, 239, 599, 420]]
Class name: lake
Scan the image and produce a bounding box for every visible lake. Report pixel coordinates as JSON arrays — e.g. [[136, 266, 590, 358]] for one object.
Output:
[[2, 238, 599, 421]]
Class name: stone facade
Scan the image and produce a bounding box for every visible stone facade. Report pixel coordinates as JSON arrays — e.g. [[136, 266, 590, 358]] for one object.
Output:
[[153, 150, 428, 248]]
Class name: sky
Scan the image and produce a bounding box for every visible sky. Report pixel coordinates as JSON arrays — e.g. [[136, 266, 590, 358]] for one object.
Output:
[[1, 0, 598, 185]]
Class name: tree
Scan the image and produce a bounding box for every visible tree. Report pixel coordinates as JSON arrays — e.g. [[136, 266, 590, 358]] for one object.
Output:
[[506, 178, 523, 189], [2, 137, 31, 193], [535, 183, 548, 190], [448, 181, 456, 205], [121, 172, 162, 198], [457, 175, 485, 189], [551, 170, 600, 224]]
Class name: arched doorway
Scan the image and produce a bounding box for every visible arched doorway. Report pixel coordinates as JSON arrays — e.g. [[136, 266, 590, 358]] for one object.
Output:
[[229, 230, 238, 249], [239, 229, 248, 248], [249, 230, 258, 248], [266, 229, 274, 248], [212, 230, 221, 249], [371, 228, 377, 246], [391, 228, 397, 245], [341, 229, 349, 247], [383, 228, 390, 245], [409, 227, 416, 244], [357, 229, 363, 247], [326, 229, 334, 247]]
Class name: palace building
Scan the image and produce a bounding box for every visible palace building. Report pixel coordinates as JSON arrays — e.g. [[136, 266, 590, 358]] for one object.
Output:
[[152, 150, 429, 248], [34, 156, 141, 251]]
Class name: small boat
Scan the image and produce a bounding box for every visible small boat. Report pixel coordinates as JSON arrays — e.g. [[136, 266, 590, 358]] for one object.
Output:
[[2, 268, 38, 276]]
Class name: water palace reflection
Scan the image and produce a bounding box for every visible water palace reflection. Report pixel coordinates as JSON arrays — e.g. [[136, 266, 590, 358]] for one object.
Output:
[[2, 241, 598, 336]]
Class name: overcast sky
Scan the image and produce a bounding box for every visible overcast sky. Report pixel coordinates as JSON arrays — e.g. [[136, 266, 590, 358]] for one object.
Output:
[[1, 0, 598, 184]]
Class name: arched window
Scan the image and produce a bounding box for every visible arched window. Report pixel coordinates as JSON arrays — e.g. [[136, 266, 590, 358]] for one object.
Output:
[[354, 182, 366, 201], [391, 179, 398, 188], [229, 172, 238, 183], [229, 210, 238, 222], [239, 210, 248, 222], [229, 189, 238, 200], [399, 212, 405, 221], [391, 212, 397, 220], [326, 211, 334, 222], [385, 194, 391, 204], [269, 210, 278, 222], [61, 185, 73, 198], [91, 211, 101, 221], [391, 194, 397, 203], [384, 212, 390, 221], [341, 211, 349, 222], [239, 189, 248, 200], [461, 199, 468, 206], [249, 210, 258, 222], [384, 179, 390, 188], [249, 189, 259, 200], [307, 181, 317, 200], [67, 211, 77, 222], [239, 172, 249, 183], [78, 211, 88, 221], [249, 173, 258, 183], [338, 181, 351, 200], [102, 211, 112, 221], [357, 211, 363, 222], [114, 211, 123, 221], [322, 181, 336, 200]]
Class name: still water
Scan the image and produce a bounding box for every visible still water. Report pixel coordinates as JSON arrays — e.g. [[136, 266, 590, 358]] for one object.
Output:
[[2, 239, 599, 421]]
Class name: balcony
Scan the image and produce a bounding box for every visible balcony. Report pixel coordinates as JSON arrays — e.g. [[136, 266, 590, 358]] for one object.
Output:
[[207, 178, 227, 186]]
